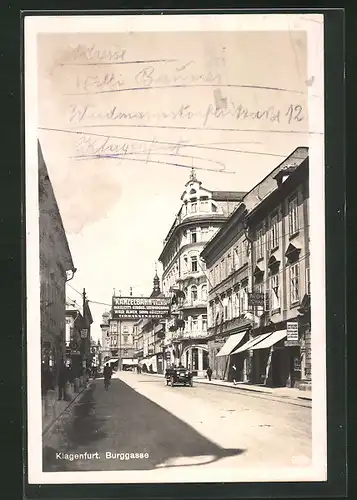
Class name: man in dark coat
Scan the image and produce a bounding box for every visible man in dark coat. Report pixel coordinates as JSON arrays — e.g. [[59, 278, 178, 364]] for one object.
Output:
[[58, 361, 68, 400], [103, 363, 112, 390], [206, 366, 213, 381]]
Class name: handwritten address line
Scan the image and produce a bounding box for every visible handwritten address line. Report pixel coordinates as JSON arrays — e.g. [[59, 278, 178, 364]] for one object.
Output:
[[38, 127, 299, 160]]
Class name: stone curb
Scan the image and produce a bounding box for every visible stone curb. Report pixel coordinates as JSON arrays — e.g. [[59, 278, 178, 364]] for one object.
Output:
[[129, 372, 312, 402], [42, 381, 93, 437]]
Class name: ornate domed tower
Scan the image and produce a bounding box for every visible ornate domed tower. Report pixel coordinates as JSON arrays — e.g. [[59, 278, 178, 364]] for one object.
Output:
[[151, 263, 161, 298]]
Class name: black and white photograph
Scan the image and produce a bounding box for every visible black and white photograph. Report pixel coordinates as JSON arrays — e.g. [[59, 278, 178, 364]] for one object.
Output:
[[24, 13, 326, 485]]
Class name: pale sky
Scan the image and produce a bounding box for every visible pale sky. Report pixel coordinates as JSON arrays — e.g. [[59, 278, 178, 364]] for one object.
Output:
[[37, 28, 310, 341]]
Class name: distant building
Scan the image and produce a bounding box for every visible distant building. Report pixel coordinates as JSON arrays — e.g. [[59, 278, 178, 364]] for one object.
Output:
[[39, 141, 76, 380], [158, 168, 246, 376], [134, 271, 166, 374], [100, 302, 137, 370], [100, 311, 111, 363], [201, 147, 310, 389]]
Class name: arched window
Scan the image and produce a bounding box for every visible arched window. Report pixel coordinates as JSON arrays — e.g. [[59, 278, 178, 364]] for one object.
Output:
[[211, 203, 218, 213], [191, 285, 198, 302], [190, 189, 196, 195], [201, 284, 207, 301]]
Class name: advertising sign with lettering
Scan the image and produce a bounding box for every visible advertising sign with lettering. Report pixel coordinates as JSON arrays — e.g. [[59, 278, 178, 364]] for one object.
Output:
[[248, 292, 265, 307], [287, 322, 299, 341], [112, 296, 171, 319]]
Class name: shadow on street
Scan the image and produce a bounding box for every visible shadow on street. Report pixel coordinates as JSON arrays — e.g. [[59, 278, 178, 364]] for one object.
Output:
[[43, 378, 246, 471]]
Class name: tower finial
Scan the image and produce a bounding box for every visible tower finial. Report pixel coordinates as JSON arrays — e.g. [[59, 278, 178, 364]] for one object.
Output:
[[190, 166, 196, 182], [154, 261, 158, 275]]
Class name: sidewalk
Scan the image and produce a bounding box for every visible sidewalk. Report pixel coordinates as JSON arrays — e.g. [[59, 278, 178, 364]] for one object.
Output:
[[134, 372, 312, 403], [42, 378, 93, 436]]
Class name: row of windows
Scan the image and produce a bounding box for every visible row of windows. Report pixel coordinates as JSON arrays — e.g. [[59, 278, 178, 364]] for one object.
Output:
[[182, 199, 218, 216], [208, 264, 310, 327], [109, 323, 135, 334], [183, 314, 208, 331], [255, 196, 299, 258], [183, 284, 208, 303], [209, 239, 249, 288]]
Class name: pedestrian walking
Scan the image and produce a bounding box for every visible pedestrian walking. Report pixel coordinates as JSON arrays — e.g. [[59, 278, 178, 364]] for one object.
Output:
[[103, 363, 112, 391], [58, 361, 68, 400], [206, 366, 213, 381], [232, 363, 237, 385]]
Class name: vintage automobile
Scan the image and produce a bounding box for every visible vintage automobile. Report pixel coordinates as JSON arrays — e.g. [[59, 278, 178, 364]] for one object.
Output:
[[165, 366, 193, 387]]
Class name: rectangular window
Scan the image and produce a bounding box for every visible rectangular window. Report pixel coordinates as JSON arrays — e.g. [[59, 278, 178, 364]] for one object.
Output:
[[122, 325, 128, 333], [270, 214, 279, 249], [256, 228, 263, 259], [210, 269, 214, 288], [191, 256, 198, 272], [192, 315, 198, 331], [271, 274, 280, 310], [306, 267, 311, 295], [191, 202, 197, 213], [123, 335, 128, 344], [288, 197, 299, 235], [221, 259, 226, 280], [290, 263, 300, 304], [202, 314, 207, 330], [191, 230, 197, 243], [234, 247, 239, 269], [215, 265, 219, 284]]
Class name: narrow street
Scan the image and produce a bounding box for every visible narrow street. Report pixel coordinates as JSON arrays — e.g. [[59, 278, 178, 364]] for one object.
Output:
[[43, 372, 312, 473]]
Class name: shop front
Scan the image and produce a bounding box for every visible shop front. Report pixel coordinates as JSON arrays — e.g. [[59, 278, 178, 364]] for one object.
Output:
[[182, 344, 209, 376], [212, 330, 249, 381]]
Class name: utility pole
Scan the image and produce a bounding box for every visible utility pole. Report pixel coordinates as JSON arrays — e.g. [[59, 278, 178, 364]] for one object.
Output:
[[82, 288, 87, 371]]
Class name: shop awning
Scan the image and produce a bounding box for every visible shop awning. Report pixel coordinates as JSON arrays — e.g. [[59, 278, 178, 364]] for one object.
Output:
[[251, 330, 287, 350], [231, 332, 273, 354], [216, 331, 247, 357], [106, 358, 118, 364], [122, 358, 138, 365]]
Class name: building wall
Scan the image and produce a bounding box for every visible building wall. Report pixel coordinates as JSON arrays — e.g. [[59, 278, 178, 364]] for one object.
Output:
[[159, 175, 244, 375], [39, 142, 74, 382], [200, 148, 310, 387]]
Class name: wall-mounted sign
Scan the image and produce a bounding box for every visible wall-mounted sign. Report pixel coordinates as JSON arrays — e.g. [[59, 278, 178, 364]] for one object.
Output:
[[287, 322, 299, 341], [113, 296, 171, 319], [248, 292, 265, 307], [284, 340, 300, 347], [80, 329, 88, 338]]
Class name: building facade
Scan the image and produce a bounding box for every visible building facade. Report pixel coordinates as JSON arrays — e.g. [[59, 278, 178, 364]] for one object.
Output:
[[39, 141, 76, 385], [100, 301, 137, 370], [246, 149, 310, 389], [65, 299, 94, 376], [158, 169, 246, 376], [201, 147, 310, 389], [134, 271, 166, 374]]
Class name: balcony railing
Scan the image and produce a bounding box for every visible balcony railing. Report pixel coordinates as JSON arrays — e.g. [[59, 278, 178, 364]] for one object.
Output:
[[173, 330, 208, 341], [179, 299, 207, 310]]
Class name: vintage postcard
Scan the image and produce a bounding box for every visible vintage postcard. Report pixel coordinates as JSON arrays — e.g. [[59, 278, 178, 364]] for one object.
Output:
[[24, 13, 326, 485]]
